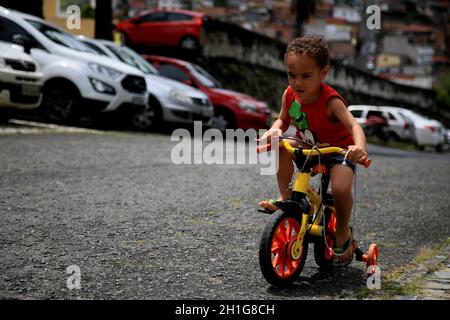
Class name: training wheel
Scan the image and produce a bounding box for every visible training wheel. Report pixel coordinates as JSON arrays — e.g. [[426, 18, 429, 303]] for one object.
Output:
[[365, 243, 379, 275]]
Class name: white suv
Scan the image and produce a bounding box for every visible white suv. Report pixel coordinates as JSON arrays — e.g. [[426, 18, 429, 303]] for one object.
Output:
[[77, 36, 214, 130], [0, 41, 43, 121], [349, 105, 415, 141], [0, 7, 149, 127]]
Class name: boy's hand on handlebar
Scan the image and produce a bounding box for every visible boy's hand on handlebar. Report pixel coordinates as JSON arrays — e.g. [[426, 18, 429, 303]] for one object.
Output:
[[347, 145, 368, 163], [255, 128, 282, 143]]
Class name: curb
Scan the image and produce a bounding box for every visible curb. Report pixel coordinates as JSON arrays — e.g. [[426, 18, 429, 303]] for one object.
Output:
[[366, 238, 450, 300]]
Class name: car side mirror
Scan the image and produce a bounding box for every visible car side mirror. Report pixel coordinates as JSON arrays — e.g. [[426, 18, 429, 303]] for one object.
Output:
[[13, 34, 32, 54]]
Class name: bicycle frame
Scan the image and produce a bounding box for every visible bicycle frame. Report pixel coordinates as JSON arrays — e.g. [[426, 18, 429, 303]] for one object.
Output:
[[276, 141, 343, 258], [257, 137, 377, 287]]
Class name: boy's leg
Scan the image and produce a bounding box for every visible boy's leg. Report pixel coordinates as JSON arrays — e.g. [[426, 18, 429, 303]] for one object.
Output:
[[277, 141, 296, 200], [330, 164, 354, 262], [259, 140, 297, 211]]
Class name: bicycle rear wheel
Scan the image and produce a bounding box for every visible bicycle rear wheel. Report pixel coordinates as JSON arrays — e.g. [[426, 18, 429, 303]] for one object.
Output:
[[314, 208, 336, 270], [259, 210, 308, 288]]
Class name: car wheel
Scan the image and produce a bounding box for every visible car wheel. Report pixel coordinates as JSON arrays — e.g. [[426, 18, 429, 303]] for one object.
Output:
[[41, 82, 79, 124], [179, 36, 200, 51], [210, 108, 236, 132], [435, 144, 444, 152], [131, 96, 162, 131], [0, 109, 12, 124], [387, 131, 400, 142]]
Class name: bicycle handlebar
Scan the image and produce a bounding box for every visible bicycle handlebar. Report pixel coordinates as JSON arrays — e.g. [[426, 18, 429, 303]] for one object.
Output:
[[256, 139, 371, 168]]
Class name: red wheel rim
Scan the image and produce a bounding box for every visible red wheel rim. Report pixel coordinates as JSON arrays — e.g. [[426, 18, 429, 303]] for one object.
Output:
[[270, 217, 302, 279], [327, 212, 336, 234]]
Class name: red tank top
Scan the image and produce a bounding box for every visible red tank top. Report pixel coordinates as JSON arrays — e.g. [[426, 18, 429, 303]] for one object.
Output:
[[285, 83, 354, 149]]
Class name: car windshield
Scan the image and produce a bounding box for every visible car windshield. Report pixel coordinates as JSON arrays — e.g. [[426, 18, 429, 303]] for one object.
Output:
[[186, 63, 221, 88], [105, 44, 158, 75], [26, 19, 96, 53]]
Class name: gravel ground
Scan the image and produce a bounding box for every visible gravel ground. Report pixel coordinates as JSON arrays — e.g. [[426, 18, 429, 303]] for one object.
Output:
[[0, 131, 449, 299]]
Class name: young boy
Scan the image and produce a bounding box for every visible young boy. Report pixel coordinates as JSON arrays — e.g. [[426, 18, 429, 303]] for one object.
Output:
[[258, 36, 369, 266]]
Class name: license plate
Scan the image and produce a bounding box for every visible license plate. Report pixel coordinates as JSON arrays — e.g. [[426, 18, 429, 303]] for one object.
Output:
[[132, 96, 144, 105], [22, 85, 40, 97], [202, 107, 213, 116]]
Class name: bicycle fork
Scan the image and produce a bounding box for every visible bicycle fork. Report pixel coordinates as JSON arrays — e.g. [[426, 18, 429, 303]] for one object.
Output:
[[290, 172, 324, 258]]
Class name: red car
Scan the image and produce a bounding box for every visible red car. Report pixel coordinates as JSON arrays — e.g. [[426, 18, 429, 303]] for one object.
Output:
[[143, 55, 272, 130], [115, 9, 206, 51]]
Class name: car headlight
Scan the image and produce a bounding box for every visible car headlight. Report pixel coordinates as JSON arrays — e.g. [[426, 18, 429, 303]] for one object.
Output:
[[239, 101, 257, 113], [88, 62, 123, 79], [170, 89, 193, 105]]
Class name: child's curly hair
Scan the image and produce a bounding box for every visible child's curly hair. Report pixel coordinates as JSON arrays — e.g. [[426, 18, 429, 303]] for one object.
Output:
[[285, 35, 330, 68]]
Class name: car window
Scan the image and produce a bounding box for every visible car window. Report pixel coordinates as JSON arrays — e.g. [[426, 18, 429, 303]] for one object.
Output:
[[387, 112, 397, 120], [350, 110, 363, 118], [167, 13, 194, 22], [82, 41, 108, 56], [140, 12, 167, 23], [158, 63, 191, 82], [367, 110, 384, 118], [105, 43, 158, 75], [0, 16, 45, 50], [26, 19, 96, 53], [399, 112, 412, 123], [186, 63, 221, 88]]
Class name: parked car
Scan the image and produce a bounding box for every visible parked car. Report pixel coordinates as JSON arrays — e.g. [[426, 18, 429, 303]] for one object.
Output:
[[77, 36, 214, 130], [0, 40, 43, 122], [0, 6, 149, 128], [115, 9, 207, 52], [143, 54, 272, 131], [348, 105, 415, 141], [399, 109, 447, 151]]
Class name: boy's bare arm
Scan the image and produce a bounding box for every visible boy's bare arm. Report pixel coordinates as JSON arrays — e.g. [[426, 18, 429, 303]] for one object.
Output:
[[327, 98, 368, 162]]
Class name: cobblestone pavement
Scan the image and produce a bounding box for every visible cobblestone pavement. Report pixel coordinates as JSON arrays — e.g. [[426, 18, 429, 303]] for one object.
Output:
[[402, 241, 450, 300]]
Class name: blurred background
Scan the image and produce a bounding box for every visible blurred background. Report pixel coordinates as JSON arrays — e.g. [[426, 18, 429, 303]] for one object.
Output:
[[1, 0, 449, 150]]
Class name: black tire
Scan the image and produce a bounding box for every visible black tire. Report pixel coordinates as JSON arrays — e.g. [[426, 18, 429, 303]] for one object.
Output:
[[313, 208, 335, 270], [41, 82, 79, 124], [0, 109, 12, 124], [259, 210, 308, 288], [387, 131, 400, 142], [210, 107, 236, 132], [130, 95, 162, 131]]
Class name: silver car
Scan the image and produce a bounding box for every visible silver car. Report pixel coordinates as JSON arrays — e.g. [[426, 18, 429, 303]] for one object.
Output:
[[78, 36, 214, 130]]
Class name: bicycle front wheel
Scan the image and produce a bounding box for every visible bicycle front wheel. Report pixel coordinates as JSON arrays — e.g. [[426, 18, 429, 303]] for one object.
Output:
[[259, 210, 308, 288]]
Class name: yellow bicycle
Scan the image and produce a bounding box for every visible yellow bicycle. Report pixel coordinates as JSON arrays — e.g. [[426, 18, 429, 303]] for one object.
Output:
[[257, 137, 378, 288]]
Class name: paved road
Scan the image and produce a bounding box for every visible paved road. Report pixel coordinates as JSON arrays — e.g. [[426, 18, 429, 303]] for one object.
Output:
[[0, 125, 449, 299]]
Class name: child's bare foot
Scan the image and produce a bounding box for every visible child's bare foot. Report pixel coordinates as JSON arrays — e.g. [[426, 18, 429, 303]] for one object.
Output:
[[258, 199, 281, 214], [333, 227, 355, 266]]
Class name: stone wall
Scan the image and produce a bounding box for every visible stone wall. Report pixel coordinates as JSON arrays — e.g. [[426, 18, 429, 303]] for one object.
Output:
[[200, 20, 449, 126]]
